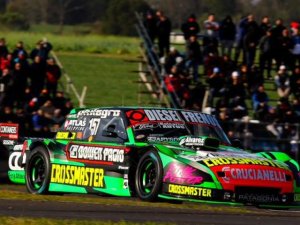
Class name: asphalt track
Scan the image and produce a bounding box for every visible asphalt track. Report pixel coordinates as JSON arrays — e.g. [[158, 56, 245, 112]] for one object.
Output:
[[0, 185, 300, 225]]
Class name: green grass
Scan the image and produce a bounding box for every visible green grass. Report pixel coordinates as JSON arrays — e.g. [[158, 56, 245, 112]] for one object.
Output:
[[0, 31, 140, 54], [56, 52, 155, 107], [0, 217, 175, 225]]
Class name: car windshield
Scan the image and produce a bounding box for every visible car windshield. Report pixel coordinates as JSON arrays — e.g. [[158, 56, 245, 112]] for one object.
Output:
[[125, 109, 231, 145], [131, 122, 230, 144]]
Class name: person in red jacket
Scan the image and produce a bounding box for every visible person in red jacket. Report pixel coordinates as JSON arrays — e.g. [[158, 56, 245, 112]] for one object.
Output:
[[45, 58, 61, 98]]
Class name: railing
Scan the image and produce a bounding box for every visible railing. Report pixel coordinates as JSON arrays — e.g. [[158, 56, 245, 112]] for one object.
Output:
[[51, 51, 87, 108], [135, 12, 182, 108], [222, 119, 300, 162]]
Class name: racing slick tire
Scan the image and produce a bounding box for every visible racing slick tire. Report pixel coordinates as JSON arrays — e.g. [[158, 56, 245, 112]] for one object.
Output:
[[25, 146, 51, 194], [135, 150, 163, 201]]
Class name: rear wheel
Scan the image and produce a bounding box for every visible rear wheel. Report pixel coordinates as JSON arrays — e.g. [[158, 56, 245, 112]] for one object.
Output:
[[25, 146, 51, 194], [135, 150, 163, 201]]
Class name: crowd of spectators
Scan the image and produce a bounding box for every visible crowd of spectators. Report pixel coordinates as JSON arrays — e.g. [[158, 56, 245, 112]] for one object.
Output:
[[143, 11, 300, 154], [0, 38, 73, 137]]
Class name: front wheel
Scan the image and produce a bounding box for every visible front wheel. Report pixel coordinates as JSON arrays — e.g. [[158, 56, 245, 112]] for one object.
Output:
[[135, 150, 163, 201], [25, 146, 51, 194]]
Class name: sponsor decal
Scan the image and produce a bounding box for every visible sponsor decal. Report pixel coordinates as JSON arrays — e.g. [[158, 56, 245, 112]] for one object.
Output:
[[0, 123, 18, 140], [51, 164, 105, 188], [56, 132, 76, 139], [77, 109, 120, 117], [179, 137, 205, 147], [144, 109, 182, 122], [134, 123, 185, 131], [180, 111, 221, 128], [202, 157, 287, 169], [126, 109, 182, 125], [147, 137, 179, 142], [237, 193, 280, 203], [2, 139, 14, 145], [8, 151, 26, 171], [163, 163, 204, 185], [66, 143, 125, 164], [221, 167, 287, 183], [167, 184, 212, 197], [64, 118, 86, 131]]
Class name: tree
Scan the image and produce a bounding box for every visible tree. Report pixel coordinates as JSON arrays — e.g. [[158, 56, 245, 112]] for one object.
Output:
[[102, 0, 150, 36]]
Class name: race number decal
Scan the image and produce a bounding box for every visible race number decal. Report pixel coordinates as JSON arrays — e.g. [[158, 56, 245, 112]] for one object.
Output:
[[89, 118, 101, 135]]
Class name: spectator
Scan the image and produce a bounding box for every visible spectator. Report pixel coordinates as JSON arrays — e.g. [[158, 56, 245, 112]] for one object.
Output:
[[270, 18, 286, 68], [186, 81, 206, 110], [29, 39, 52, 63], [0, 106, 19, 123], [259, 30, 274, 79], [0, 68, 14, 108], [164, 65, 184, 108], [228, 96, 248, 120], [252, 85, 270, 120], [220, 54, 236, 78], [12, 41, 28, 60], [274, 65, 290, 98], [144, 11, 157, 44], [234, 15, 248, 64], [226, 71, 246, 99], [29, 56, 46, 97], [291, 98, 300, 120], [40, 99, 56, 119], [246, 65, 264, 95], [53, 91, 68, 110], [185, 35, 202, 82], [290, 66, 300, 98], [259, 16, 272, 37], [219, 15, 236, 57], [0, 38, 8, 59], [291, 29, 300, 70], [164, 46, 182, 74], [0, 53, 13, 71], [275, 97, 295, 123], [278, 28, 294, 70], [31, 109, 51, 135], [243, 14, 260, 68], [181, 14, 200, 41], [206, 67, 226, 106], [203, 13, 219, 57], [45, 57, 61, 98], [156, 10, 172, 57], [12, 62, 28, 108]]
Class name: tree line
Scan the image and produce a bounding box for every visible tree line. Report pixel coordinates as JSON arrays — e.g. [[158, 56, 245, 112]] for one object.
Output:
[[1, 0, 300, 36]]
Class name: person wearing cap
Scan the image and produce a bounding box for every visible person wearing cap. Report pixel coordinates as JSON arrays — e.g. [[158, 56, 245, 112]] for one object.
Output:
[[274, 64, 291, 98], [206, 67, 225, 106], [227, 71, 246, 100]]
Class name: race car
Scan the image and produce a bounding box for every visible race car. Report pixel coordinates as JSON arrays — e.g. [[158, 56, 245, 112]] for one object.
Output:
[[8, 107, 300, 207]]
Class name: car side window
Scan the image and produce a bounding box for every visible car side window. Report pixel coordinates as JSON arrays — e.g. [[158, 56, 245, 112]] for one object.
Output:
[[94, 117, 128, 143]]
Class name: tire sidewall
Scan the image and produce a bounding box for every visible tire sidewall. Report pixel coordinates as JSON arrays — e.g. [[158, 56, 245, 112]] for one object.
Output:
[[25, 146, 51, 194], [135, 150, 163, 201]]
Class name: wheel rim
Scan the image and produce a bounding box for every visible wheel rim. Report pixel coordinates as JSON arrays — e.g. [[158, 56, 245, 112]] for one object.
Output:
[[140, 158, 156, 194], [30, 155, 46, 189]]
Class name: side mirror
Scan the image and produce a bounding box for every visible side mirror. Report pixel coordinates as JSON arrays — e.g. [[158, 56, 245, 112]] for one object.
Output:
[[231, 139, 243, 149]]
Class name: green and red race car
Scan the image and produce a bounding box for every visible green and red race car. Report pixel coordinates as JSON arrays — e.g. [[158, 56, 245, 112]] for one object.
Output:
[[8, 107, 300, 207]]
